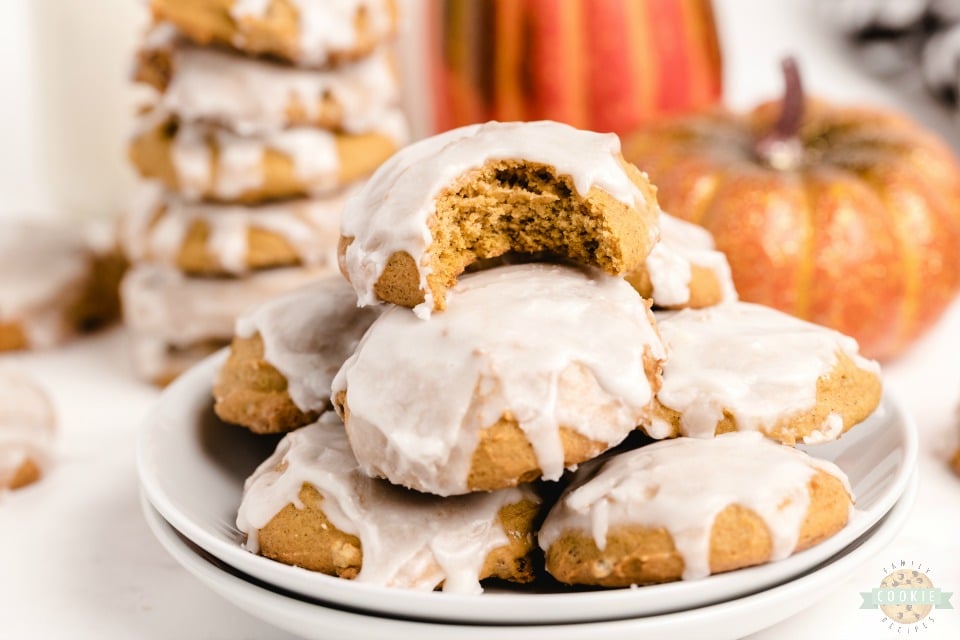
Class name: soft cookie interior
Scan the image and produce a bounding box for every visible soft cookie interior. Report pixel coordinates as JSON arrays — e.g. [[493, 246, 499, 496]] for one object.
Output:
[[370, 158, 657, 310]]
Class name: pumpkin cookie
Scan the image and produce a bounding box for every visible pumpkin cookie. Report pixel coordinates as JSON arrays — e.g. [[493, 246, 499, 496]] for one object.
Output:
[[129, 111, 408, 203], [122, 263, 325, 384], [123, 182, 349, 276], [237, 412, 540, 593], [626, 213, 736, 309], [214, 275, 380, 434], [539, 432, 853, 587], [129, 335, 229, 387], [647, 302, 882, 445], [0, 370, 56, 490], [332, 264, 666, 496], [149, 0, 398, 67], [0, 221, 119, 352], [339, 120, 661, 312], [136, 24, 399, 135]]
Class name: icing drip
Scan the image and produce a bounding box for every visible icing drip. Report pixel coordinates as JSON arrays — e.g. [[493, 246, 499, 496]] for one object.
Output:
[[339, 120, 654, 308], [234, 276, 380, 413], [0, 370, 56, 489], [0, 221, 93, 348], [644, 214, 737, 307], [332, 264, 666, 496], [654, 302, 881, 438], [267, 128, 338, 187], [121, 264, 327, 348], [229, 0, 394, 66], [124, 182, 352, 274], [538, 432, 853, 580], [237, 413, 535, 594], [142, 20, 179, 49], [213, 131, 265, 199], [802, 413, 845, 444], [169, 124, 212, 200], [166, 111, 408, 200], [145, 30, 399, 135]]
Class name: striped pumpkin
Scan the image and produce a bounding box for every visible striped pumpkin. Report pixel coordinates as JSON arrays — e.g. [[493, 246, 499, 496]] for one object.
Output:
[[426, 0, 723, 135]]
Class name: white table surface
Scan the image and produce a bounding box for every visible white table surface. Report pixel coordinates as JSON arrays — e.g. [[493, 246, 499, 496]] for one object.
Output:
[[3, 1, 960, 638]]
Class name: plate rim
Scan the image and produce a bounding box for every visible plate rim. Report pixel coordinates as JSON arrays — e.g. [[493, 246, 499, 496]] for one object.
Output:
[[141, 474, 919, 639], [137, 349, 918, 624]]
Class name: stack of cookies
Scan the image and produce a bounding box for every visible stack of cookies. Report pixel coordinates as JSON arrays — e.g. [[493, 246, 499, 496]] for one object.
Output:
[[120, 0, 408, 384], [213, 121, 884, 592]]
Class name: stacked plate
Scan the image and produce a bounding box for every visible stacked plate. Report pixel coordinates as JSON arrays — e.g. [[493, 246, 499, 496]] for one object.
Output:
[[138, 352, 918, 640]]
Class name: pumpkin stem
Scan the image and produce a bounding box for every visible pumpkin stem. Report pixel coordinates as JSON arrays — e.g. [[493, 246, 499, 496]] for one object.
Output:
[[754, 57, 805, 171]]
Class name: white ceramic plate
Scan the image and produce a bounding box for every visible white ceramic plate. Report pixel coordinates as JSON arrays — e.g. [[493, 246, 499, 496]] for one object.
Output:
[[137, 351, 917, 625], [143, 474, 918, 640]]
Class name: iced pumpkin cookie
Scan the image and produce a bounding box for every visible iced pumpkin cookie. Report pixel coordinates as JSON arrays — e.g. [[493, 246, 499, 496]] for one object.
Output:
[[237, 412, 540, 593], [339, 120, 661, 312], [136, 24, 399, 135], [122, 263, 325, 385], [123, 182, 348, 276], [626, 213, 736, 309], [149, 0, 398, 67], [129, 111, 407, 203], [539, 432, 853, 587], [0, 221, 119, 351], [647, 302, 882, 445], [0, 370, 56, 490], [332, 264, 666, 496], [214, 276, 380, 434]]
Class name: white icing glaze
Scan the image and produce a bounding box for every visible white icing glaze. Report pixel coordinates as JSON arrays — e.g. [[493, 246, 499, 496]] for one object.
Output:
[[0, 221, 94, 348], [166, 111, 408, 200], [538, 432, 853, 580], [237, 412, 535, 593], [229, 0, 394, 67], [169, 123, 212, 200], [0, 370, 56, 489], [654, 302, 881, 439], [143, 27, 399, 135], [121, 263, 327, 348], [142, 20, 179, 49], [644, 214, 737, 307], [123, 182, 352, 274], [332, 264, 666, 496], [802, 413, 845, 445], [233, 276, 380, 413], [340, 120, 655, 310], [267, 128, 338, 186], [213, 131, 265, 199]]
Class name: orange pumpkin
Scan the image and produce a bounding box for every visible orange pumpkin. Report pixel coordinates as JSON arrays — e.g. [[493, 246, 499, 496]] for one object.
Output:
[[625, 59, 960, 360], [425, 0, 723, 135]]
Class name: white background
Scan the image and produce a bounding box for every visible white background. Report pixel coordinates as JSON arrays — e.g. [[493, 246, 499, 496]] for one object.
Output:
[[1, 1, 960, 638]]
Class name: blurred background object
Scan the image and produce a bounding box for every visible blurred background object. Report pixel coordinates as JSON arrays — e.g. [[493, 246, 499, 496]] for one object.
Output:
[[418, 0, 723, 135], [625, 58, 960, 360], [119, 0, 408, 384], [0, 1, 145, 220], [2, 0, 960, 362], [821, 0, 960, 103], [0, 220, 123, 352]]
